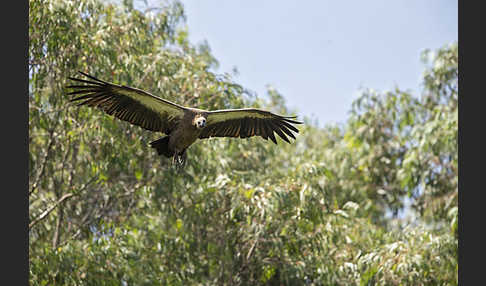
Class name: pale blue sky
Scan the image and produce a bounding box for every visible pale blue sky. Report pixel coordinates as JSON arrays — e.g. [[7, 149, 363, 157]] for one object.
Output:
[[177, 0, 457, 126]]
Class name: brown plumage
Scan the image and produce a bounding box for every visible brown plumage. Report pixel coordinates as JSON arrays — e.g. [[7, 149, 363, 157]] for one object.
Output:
[[67, 72, 303, 167]]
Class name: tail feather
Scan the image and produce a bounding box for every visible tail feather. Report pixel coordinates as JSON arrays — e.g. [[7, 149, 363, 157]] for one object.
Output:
[[149, 136, 174, 157]]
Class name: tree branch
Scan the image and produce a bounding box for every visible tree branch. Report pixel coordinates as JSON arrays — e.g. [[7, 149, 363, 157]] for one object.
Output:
[[29, 176, 97, 230], [29, 133, 55, 196], [29, 193, 74, 229]]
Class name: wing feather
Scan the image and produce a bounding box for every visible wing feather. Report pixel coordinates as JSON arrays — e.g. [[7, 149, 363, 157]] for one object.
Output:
[[264, 122, 278, 144], [227, 124, 237, 137], [199, 108, 302, 144], [67, 72, 186, 134], [255, 119, 264, 140], [278, 123, 296, 140], [269, 120, 289, 143]]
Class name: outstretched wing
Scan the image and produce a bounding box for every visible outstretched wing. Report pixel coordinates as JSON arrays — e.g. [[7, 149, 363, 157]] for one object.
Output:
[[67, 72, 186, 134], [199, 108, 303, 144]]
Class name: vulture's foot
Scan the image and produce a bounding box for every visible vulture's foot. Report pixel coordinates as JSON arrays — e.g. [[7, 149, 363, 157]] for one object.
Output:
[[172, 151, 187, 170]]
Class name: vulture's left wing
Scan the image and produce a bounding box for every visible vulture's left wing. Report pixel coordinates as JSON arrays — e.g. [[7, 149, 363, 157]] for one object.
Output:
[[67, 72, 186, 134], [199, 108, 303, 144]]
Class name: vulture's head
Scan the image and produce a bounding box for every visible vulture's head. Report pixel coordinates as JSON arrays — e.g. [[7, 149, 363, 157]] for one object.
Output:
[[194, 115, 207, 129]]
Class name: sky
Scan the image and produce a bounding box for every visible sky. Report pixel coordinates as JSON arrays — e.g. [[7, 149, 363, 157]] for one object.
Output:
[[175, 0, 457, 126]]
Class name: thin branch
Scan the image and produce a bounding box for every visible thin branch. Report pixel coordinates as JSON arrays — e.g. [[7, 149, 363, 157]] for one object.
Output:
[[29, 123, 59, 197], [52, 203, 64, 249], [246, 229, 262, 261], [29, 193, 74, 229], [29, 176, 97, 229], [59, 229, 82, 247]]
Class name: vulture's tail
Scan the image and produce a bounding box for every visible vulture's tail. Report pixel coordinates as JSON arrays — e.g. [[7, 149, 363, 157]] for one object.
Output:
[[150, 136, 174, 158]]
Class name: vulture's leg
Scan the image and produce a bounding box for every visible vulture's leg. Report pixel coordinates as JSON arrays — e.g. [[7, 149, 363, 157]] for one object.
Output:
[[172, 150, 187, 169], [179, 150, 187, 167]]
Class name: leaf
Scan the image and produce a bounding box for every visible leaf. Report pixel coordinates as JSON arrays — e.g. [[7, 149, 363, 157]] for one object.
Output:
[[343, 201, 359, 212], [333, 210, 349, 218], [360, 266, 378, 286], [175, 219, 183, 231], [135, 170, 142, 181]]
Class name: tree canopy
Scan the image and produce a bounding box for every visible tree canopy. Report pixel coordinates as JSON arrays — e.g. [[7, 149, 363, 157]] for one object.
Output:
[[29, 0, 458, 284]]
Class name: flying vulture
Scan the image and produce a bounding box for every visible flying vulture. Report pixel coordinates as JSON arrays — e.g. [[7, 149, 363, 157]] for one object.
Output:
[[67, 72, 303, 167]]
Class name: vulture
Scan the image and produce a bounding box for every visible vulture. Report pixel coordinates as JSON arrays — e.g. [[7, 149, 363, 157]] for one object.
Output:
[[67, 72, 303, 167]]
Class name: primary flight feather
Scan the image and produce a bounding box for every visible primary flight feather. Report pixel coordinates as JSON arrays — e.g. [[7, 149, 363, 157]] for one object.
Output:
[[67, 72, 303, 167]]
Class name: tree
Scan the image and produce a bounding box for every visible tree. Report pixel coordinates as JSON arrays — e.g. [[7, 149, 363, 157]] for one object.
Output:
[[29, 0, 457, 284]]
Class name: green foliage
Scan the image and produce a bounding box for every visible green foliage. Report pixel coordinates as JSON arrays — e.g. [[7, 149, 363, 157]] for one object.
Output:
[[29, 0, 457, 284]]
